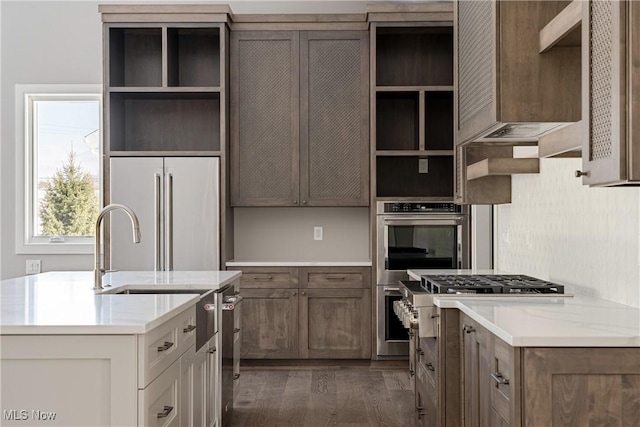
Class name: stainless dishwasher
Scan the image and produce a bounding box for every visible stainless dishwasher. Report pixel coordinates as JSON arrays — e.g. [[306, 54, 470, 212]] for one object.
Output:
[[221, 290, 242, 427]]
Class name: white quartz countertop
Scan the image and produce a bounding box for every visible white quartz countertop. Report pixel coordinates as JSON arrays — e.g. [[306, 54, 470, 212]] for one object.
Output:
[[0, 270, 241, 335], [406, 269, 640, 347], [226, 260, 372, 267], [435, 295, 640, 347]]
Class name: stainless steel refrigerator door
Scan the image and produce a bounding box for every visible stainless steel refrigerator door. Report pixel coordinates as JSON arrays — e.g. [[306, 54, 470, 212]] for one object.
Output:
[[164, 157, 219, 270], [109, 157, 164, 271]]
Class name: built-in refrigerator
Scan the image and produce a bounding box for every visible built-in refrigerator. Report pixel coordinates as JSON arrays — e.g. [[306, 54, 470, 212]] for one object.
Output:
[[109, 157, 220, 271]]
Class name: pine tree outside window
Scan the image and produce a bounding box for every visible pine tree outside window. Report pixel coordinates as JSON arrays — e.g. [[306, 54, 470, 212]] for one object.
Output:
[[16, 85, 102, 254]]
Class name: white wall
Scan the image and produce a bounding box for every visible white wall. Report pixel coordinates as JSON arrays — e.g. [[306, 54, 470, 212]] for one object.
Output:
[[1, 1, 103, 279], [495, 156, 640, 308], [234, 208, 370, 261]]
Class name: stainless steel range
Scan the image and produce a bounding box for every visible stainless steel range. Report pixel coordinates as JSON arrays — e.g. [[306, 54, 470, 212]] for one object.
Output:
[[397, 273, 567, 340]]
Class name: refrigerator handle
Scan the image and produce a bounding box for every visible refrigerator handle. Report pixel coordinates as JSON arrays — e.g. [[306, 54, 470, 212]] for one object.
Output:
[[165, 172, 174, 271], [154, 173, 162, 271]]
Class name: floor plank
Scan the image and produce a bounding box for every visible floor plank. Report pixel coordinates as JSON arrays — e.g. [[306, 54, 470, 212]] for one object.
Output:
[[231, 366, 416, 427]]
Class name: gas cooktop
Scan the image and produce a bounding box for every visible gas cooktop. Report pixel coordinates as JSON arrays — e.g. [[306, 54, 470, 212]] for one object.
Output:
[[421, 274, 565, 294]]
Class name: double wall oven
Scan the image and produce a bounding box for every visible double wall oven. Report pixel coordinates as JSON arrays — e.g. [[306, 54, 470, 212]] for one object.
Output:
[[375, 202, 469, 358]]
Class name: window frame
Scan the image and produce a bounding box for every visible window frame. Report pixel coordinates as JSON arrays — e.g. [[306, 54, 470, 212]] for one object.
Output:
[[15, 84, 103, 255]]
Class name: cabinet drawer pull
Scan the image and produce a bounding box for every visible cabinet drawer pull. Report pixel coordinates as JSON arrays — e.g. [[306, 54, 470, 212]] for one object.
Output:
[[157, 341, 174, 352], [233, 373, 241, 380], [208, 346, 217, 354], [430, 314, 440, 319], [183, 325, 196, 333], [252, 275, 273, 280], [425, 362, 435, 371], [490, 372, 510, 385], [233, 328, 241, 334], [292, 292, 297, 296], [157, 405, 173, 418], [325, 275, 346, 280], [463, 324, 475, 334]]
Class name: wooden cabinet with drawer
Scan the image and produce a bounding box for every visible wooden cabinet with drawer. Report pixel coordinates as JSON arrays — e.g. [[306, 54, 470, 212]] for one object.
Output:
[[458, 313, 640, 427], [231, 266, 371, 359]]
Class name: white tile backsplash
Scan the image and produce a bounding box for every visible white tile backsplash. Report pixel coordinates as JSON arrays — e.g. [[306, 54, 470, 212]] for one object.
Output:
[[495, 157, 640, 308]]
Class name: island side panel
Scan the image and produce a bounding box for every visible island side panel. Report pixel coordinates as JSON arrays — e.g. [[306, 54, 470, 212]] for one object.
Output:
[[0, 335, 137, 426]]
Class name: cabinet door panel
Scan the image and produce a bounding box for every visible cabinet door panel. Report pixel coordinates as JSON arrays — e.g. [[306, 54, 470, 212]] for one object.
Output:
[[164, 157, 219, 270], [455, 0, 498, 144], [523, 347, 640, 427], [299, 288, 371, 359], [300, 31, 369, 206], [231, 31, 300, 206], [581, 0, 626, 185], [110, 157, 164, 271], [241, 288, 299, 359]]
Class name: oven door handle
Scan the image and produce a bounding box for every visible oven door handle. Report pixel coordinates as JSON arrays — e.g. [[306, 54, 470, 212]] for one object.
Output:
[[383, 217, 465, 225]]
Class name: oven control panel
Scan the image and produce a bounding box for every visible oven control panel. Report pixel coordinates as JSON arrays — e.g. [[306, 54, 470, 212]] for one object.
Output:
[[381, 202, 461, 213]]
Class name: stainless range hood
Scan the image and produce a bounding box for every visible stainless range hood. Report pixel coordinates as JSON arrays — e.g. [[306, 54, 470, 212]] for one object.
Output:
[[471, 122, 570, 144]]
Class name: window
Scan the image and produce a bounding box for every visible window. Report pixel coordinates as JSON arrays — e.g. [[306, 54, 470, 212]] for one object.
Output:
[[16, 84, 102, 254]]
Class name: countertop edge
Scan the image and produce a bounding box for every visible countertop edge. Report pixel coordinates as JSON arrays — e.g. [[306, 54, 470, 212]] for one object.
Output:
[[226, 261, 372, 267], [435, 297, 640, 347]]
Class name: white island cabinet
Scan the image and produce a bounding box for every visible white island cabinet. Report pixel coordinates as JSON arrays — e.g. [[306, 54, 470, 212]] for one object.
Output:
[[0, 271, 241, 427]]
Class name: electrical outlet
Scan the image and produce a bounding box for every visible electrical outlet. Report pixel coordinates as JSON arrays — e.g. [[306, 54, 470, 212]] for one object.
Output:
[[314, 226, 323, 241], [26, 260, 41, 275]]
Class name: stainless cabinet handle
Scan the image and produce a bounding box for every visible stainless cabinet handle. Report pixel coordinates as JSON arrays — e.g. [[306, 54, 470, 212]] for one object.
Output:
[[490, 372, 510, 385], [426, 363, 435, 371], [165, 172, 173, 271], [183, 325, 196, 333], [293, 200, 298, 205], [292, 292, 297, 296], [252, 275, 273, 280], [204, 303, 215, 311], [463, 324, 475, 334], [575, 170, 589, 178], [233, 374, 241, 380], [157, 405, 173, 418], [325, 275, 346, 280], [157, 341, 174, 352], [430, 314, 440, 319], [301, 291, 306, 296], [207, 346, 217, 354], [154, 173, 162, 271], [302, 200, 307, 205]]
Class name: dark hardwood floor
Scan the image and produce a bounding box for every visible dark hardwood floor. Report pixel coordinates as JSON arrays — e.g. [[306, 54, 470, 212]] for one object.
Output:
[[231, 363, 417, 427]]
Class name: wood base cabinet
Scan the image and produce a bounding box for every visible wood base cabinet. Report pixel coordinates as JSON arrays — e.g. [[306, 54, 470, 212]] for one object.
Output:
[[459, 313, 640, 427], [231, 266, 371, 359]]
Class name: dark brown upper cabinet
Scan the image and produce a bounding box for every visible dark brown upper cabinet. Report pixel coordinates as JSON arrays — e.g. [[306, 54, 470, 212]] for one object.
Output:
[[579, 0, 640, 186], [104, 21, 226, 156], [231, 30, 370, 207], [455, 0, 581, 146], [371, 24, 455, 201]]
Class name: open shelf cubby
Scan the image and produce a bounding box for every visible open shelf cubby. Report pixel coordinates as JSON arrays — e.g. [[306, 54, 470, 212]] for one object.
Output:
[[109, 92, 220, 152], [109, 28, 163, 87], [376, 91, 419, 151], [425, 91, 454, 150], [376, 156, 454, 198], [376, 27, 453, 87], [168, 28, 220, 87]]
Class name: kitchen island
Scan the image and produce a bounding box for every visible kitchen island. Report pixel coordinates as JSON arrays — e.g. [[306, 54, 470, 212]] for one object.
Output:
[[0, 270, 241, 427], [404, 269, 640, 427]]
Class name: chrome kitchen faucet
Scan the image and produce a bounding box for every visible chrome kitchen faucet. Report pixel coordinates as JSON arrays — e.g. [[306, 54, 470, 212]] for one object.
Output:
[[94, 204, 141, 290]]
